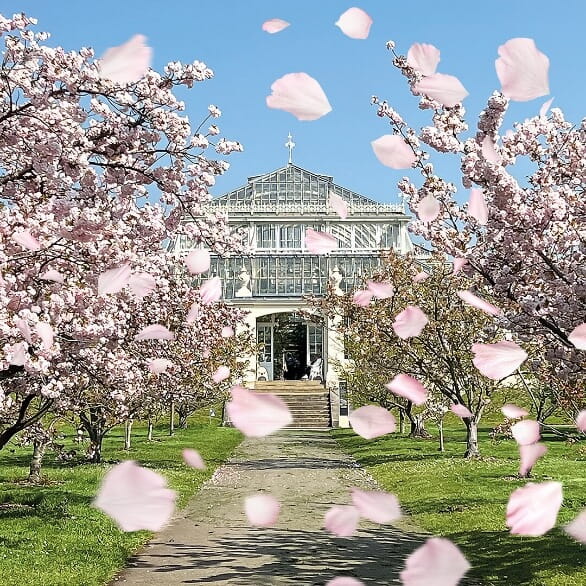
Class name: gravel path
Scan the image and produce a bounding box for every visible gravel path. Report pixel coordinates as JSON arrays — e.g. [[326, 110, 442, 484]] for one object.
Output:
[[114, 430, 435, 585]]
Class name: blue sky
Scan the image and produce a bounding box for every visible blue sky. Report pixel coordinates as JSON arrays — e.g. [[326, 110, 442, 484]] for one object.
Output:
[[4, 0, 586, 204]]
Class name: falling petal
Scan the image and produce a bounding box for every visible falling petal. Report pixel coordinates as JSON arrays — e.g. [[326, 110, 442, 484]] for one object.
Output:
[[481, 135, 501, 164], [506, 481, 562, 536], [148, 358, 173, 374], [366, 280, 394, 299], [182, 449, 206, 470], [400, 537, 470, 586], [35, 322, 54, 350], [262, 18, 290, 34], [266, 72, 332, 121], [472, 341, 528, 380], [407, 43, 441, 76], [457, 290, 502, 317], [324, 505, 360, 537], [371, 135, 417, 170], [98, 35, 152, 84], [329, 191, 349, 219], [468, 188, 489, 225], [452, 257, 468, 275], [413, 271, 429, 283], [245, 493, 281, 527], [8, 342, 27, 366], [199, 276, 222, 305], [186, 302, 200, 324], [12, 230, 41, 251], [392, 306, 429, 339], [519, 443, 547, 477], [576, 411, 586, 432], [413, 73, 469, 107], [565, 510, 586, 544], [349, 405, 396, 439], [226, 386, 292, 437], [568, 323, 586, 350], [185, 249, 211, 275], [450, 403, 473, 419], [416, 194, 441, 222], [496, 38, 549, 101], [350, 488, 401, 524], [353, 289, 374, 307], [539, 97, 554, 117], [15, 319, 32, 343], [335, 7, 373, 40], [327, 578, 365, 586], [129, 272, 156, 299], [93, 460, 176, 532], [305, 228, 337, 254], [221, 326, 234, 338], [135, 324, 175, 341], [385, 374, 427, 406], [40, 269, 64, 283], [212, 365, 230, 383], [502, 404, 528, 419], [98, 264, 132, 296]]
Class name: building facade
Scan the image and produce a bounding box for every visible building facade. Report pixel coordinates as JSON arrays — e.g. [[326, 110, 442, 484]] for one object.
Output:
[[172, 160, 415, 426]]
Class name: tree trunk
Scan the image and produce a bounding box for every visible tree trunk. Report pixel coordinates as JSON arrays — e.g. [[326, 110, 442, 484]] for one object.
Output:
[[147, 419, 154, 441], [178, 404, 188, 429], [169, 401, 175, 436], [28, 439, 47, 483], [437, 420, 445, 452], [124, 418, 133, 450], [80, 407, 107, 464], [464, 418, 481, 458], [399, 409, 406, 434], [409, 415, 431, 438]]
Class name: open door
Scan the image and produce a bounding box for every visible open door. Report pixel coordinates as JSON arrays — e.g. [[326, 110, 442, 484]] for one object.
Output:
[[256, 323, 273, 380]]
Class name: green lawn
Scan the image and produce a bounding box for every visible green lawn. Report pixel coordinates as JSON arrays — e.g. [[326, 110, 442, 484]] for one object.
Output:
[[332, 420, 586, 586], [0, 415, 242, 586]]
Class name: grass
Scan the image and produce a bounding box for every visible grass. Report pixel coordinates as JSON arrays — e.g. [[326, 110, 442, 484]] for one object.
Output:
[[332, 418, 586, 586], [0, 413, 242, 586]]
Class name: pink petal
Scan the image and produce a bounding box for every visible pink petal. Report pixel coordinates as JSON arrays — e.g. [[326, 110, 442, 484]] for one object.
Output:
[[35, 322, 54, 350], [185, 249, 211, 275], [135, 324, 175, 341], [221, 326, 234, 338], [261, 18, 290, 34], [506, 481, 562, 536], [472, 341, 528, 380], [413, 73, 469, 107], [245, 493, 281, 527], [93, 460, 176, 532], [495, 38, 549, 102], [539, 97, 554, 117], [324, 505, 360, 537], [98, 34, 152, 84], [452, 257, 468, 275], [407, 43, 441, 76], [40, 269, 64, 283], [385, 374, 428, 406], [353, 289, 374, 307], [199, 276, 222, 305], [392, 306, 429, 339], [576, 411, 586, 432], [335, 7, 373, 40], [501, 404, 528, 419], [371, 135, 417, 170], [305, 228, 337, 254], [15, 319, 32, 343], [511, 420, 540, 446], [457, 290, 502, 316], [366, 280, 394, 299], [148, 358, 173, 374], [186, 302, 200, 324], [327, 578, 365, 586], [226, 386, 292, 437], [416, 194, 441, 222], [266, 72, 332, 121], [329, 191, 349, 219], [12, 230, 41, 251], [519, 443, 547, 477], [468, 188, 489, 225], [413, 271, 429, 283], [8, 342, 27, 366], [350, 488, 401, 524], [400, 537, 470, 586], [481, 135, 501, 164], [212, 365, 230, 383], [349, 405, 396, 439], [182, 448, 206, 470], [98, 264, 132, 296], [565, 510, 586, 544], [568, 323, 586, 350], [450, 403, 473, 419], [129, 272, 156, 299]]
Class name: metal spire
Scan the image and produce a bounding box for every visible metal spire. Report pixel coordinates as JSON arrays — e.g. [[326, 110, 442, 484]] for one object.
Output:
[[285, 132, 295, 164]]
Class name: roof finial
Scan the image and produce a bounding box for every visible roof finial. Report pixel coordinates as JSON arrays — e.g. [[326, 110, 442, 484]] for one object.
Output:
[[285, 132, 295, 164]]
